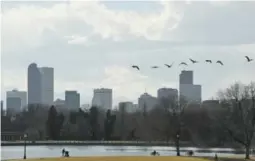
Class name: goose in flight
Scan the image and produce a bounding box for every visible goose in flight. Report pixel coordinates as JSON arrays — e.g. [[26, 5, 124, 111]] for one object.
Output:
[[132, 65, 140, 70], [151, 66, 159, 69], [165, 63, 174, 68], [216, 61, 223, 65], [179, 62, 188, 66], [189, 58, 198, 64], [245, 56, 253, 62], [205, 60, 212, 63]]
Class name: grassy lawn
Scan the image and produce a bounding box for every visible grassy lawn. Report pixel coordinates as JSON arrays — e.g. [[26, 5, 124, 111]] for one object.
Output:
[[8, 156, 207, 161], [8, 156, 255, 161], [205, 156, 255, 161]]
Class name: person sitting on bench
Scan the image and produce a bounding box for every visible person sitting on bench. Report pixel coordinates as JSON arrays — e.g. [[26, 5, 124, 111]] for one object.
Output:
[[151, 150, 160, 156], [65, 151, 69, 157]]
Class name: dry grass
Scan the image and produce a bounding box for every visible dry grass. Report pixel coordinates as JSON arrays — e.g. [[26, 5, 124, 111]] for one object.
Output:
[[205, 156, 255, 161], [9, 156, 208, 161], [9, 156, 255, 161]]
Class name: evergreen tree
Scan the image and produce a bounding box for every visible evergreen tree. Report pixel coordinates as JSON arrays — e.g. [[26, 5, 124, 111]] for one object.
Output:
[[46, 105, 58, 140], [89, 106, 99, 140], [104, 109, 116, 140]]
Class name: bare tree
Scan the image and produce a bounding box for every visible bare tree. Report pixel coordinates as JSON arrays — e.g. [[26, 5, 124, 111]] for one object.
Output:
[[22, 104, 49, 139], [217, 82, 255, 159], [154, 95, 189, 156]]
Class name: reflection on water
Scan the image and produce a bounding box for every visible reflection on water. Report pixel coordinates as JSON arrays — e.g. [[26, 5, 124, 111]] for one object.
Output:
[[1, 145, 245, 160]]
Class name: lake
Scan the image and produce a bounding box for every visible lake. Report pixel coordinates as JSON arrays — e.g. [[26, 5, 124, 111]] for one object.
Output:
[[1, 145, 245, 160]]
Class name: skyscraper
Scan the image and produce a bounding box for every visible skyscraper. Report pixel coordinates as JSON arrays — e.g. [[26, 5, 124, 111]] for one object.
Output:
[[6, 89, 27, 110], [179, 70, 193, 84], [157, 88, 178, 102], [28, 63, 42, 105], [65, 91, 80, 111], [92, 88, 112, 110], [39, 67, 54, 105], [118, 102, 135, 113], [27, 63, 54, 106], [6, 97, 21, 115], [179, 84, 202, 103], [179, 70, 202, 103], [1, 100, 4, 116], [138, 93, 158, 112]]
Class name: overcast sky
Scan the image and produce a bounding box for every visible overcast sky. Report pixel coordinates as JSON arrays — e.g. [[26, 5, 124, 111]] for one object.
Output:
[[1, 0, 255, 106]]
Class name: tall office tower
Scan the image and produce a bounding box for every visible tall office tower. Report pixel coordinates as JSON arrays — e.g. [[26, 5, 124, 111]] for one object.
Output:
[[92, 88, 112, 110], [54, 98, 65, 107], [138, 93, 158, 112], [179, 84, 202, 103], [39, 67, 54, 105], [179, 70, 202, 103], [6, 89, 27, 110], [28, 63, 42, 105], [1, 100, 4, 116], [53, 98, 66, 111], [179, 70, 193, 84], [118, 102, 135, 113], [133, 104, 139, 112], [6, 97, 22, 115], [157, 88, 178, 102], [65, 91, 80, 111]]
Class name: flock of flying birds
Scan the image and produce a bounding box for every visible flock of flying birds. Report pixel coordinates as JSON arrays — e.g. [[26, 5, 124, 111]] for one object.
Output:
[[131, 56, 253, 70]]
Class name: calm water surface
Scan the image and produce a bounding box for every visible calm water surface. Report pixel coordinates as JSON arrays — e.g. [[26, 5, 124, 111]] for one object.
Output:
[[0, 145, 245, 160]]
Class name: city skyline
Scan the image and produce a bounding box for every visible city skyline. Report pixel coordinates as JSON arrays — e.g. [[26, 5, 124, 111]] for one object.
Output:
[[2, 62, 204, 110], [1, 1, 255, 107]]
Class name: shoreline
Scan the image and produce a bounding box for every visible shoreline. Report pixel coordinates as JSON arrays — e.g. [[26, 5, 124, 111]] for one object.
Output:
[[1, 141, 188, 147], [1, 141, 186, 147], [1, 141, 245, 153], [4, 156, 252, 161], [0, 140, 238, 148]]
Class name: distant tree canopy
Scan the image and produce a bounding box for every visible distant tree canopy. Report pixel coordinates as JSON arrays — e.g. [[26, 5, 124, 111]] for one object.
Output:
[[0, 100, 235, 147], [89, 106, 99, 140], [46, 105, 64, 140], [104, 109, 116, 140]]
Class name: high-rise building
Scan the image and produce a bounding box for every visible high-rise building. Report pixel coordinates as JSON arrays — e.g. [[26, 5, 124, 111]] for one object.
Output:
[[53, 98, 66, 112], [92, 88, 112, 110], [179, 70, 193, 84], [28, 63, 42, 105], [6, 97, 22, 115], [1, 100, 4, 116], [28, 63, 54, 106], [179, 70, 202, 103], [6, 89, 27, 110], [157, 88, 178, 102], [65, 91, 80, 111], [138, 93, 158, 112], [179, 84, 202, 103], [118, 102, 135, 113], [133, 104, 139, 112], [54, 98, 65, 107], [39, 67, 54, 105]]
